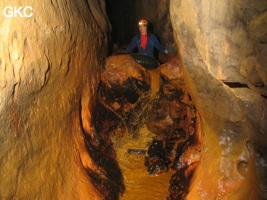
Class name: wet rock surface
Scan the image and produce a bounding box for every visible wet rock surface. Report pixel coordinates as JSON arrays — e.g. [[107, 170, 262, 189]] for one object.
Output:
[[88, 54, 153, 198], [170, 0, 267, 199], [0, 0, 110, 199], [168, 124, 201, 200], [143, 57, 200, 189], [146, 57, 195, 139], [94, 54, 200, 198], [99, 55, 152, 135], [2, 0, 265, 199], [145, 140, 172, 175]]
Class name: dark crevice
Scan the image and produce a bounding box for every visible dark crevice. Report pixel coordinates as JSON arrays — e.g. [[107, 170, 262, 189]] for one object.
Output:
[[83, 131, 125, 200], [223, 82, 249, 88]]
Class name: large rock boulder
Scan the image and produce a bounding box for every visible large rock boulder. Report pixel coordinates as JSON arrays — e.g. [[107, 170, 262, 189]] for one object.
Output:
[[0, 0, 112, 199], [170, 0, 267, 199]]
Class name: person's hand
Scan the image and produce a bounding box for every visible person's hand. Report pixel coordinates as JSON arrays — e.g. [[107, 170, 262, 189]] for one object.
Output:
[[164, 46, 175, 54]]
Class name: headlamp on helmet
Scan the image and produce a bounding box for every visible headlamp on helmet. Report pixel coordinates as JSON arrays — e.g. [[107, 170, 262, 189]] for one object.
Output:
[[138, 19, 148, 26]]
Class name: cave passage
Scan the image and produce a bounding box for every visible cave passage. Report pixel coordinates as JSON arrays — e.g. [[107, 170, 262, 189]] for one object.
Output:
[[105, 0, 174, 62], [90, 53, 201, 199], [1, 0, 266, 199], [87, 1, 202, 199]]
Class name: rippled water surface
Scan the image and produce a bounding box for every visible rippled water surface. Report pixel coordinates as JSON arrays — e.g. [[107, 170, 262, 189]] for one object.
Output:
[[112, 127, 175, 200]]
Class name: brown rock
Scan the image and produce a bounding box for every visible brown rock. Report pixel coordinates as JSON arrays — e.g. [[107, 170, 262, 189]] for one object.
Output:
[[170, 0, 267, 199], [0, 0, 115, 199]]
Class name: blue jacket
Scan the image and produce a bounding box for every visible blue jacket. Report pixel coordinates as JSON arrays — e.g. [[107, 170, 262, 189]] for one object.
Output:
[[126, 33, 166, 58]]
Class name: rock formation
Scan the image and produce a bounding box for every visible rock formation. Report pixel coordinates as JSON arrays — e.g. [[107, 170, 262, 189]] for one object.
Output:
[[1, 0, 266, 199], [170, 0, 267, 199], [0, 0, 110, 199]]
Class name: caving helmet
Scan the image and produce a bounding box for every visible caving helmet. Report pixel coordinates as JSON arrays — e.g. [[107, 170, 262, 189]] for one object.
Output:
[[138, 19, 148, 26]]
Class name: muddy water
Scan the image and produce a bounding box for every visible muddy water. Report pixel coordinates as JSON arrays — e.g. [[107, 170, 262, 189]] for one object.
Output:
[[111, 68, 175, 200], [148, 68, 160, 92], [112, 126, 174, 200]]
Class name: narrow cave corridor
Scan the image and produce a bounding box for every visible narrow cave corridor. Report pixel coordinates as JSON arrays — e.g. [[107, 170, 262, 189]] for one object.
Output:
[[90, 2, 197, 199], [0, 1, 267, 200], [90, 52, 199, 200]]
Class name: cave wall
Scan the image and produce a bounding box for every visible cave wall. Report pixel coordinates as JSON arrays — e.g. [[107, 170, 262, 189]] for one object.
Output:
[[170, 0, 267, 199], [0, 0, 109, 199], [1, 0, 267, 199]]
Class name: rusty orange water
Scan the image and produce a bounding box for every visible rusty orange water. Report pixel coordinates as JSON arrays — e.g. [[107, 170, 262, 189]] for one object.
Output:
[[112, 126, 174, 200], [110, 67, 175, 200], [148, 68, 160, 92]]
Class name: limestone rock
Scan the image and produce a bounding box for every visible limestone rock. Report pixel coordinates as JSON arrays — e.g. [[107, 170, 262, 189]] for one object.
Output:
[[0, 0, 111, 199], [147, 56, 196, 138], [100, 54, 150, 109], [170, 0, 267, 199], [102, 54, 150, 88]]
